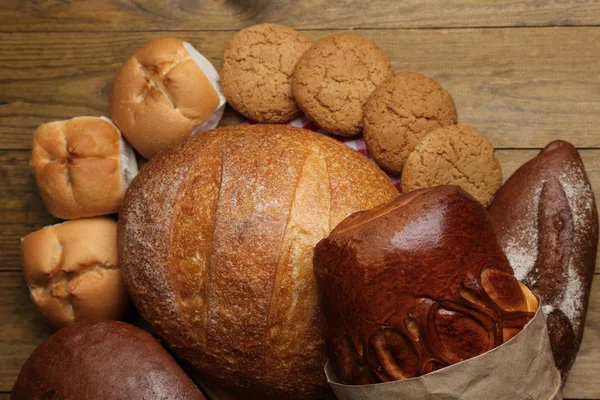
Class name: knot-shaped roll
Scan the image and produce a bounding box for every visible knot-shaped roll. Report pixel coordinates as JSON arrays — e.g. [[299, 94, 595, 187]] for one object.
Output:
[[313, 185, 538, 385]]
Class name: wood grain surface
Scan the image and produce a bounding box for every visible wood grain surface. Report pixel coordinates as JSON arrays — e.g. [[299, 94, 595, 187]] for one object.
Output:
[[2, 0, 600, 31], [1, 1, 599, 399], [2, 28, 600, 149]]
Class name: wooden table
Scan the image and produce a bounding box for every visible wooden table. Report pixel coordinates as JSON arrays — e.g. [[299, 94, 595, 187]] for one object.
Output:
[[1, 1, 599, 398]]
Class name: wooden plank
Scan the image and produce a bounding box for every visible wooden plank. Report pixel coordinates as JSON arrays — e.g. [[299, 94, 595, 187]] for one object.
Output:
[[0, 150, 59, 271], [0, 272, 53, 392], [1, 28, 599, 150], [0, 270, 597, 397], [1, 148, 600, 271], [563, 275, 600, 398], [1, 0, 600, 32]]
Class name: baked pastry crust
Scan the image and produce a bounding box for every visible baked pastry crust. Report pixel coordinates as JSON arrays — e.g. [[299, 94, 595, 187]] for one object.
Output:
[[314, 185, 537, 385], [489, 140, 598, 384], [118, 124, 398, 399]]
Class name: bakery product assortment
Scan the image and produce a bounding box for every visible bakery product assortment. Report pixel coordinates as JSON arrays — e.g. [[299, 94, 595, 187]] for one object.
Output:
[[313, 186, 538, 384], [118, 124, 398, 399], [110, 37, 226, 159], [10, 320, 205, 400], [363, 72, 457, 175], [292, 33, 393, 136], [489, 140, 598, 384], [20, 217, 130, 329], [402, 124, 503, 207], [221, 23, 312, 123], [30, 116, 138, 219], [15, 23, 598, 399]]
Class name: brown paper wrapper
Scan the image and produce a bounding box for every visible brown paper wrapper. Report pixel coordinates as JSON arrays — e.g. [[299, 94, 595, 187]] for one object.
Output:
[[325, 305, 561, 400]]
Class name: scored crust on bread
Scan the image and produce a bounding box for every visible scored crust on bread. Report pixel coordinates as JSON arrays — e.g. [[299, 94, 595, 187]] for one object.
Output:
[[30, 116, 138, 219], [10, 320, 205, 400], [313, 185, 537, 385], [110, 38, 226, 159], [489, 140, 598, 384], [118, 124, 398, 400], [20, 217, 130, 329]]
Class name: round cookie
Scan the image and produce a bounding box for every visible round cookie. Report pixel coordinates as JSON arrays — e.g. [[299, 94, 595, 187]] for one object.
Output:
[[401, 125, 502, 207], [221, 23, 312, 123], [363, 72, 457, 175], [293, 33, 393, 137]]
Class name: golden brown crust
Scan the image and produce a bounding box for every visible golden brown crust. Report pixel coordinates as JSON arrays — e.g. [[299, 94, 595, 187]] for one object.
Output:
[[118, 124, 398, 400], [30, 117, 135, 219], [292, 33, 393, 137], [363, 72, 457, 175], [20, 217, 130, 329], [110, 38, 222, 159], [401, 125, 502, 207], [221, 24, 312, 123], [313, 186, 536, 385]]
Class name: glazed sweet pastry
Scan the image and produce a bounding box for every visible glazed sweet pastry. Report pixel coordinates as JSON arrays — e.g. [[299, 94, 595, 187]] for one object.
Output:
[[313, 185, 537, 384]]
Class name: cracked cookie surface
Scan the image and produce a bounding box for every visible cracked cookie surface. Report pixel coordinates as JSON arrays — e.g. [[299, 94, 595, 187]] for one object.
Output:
[[221, 23, 312, 123], [401, 125, 502, 207], [292, 33, 393, 137], [363, 72, 457, 175]]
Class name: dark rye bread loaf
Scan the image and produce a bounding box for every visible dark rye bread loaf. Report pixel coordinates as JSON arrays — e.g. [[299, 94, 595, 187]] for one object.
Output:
[[11, 320, 205, 400], [489, 140, 598, 384], [313, 186, 538, 384], [118, 124, 398, 399]]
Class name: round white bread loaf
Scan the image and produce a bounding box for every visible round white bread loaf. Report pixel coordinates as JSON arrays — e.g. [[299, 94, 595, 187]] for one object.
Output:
[[110, 38, 226, 159], [118, 124, 399, 400], [20, 217, 130, 329], [30, 116, 138, 219]]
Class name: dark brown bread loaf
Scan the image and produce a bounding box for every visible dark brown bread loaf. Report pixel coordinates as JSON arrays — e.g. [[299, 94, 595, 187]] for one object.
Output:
[[118, 124, 398, 399], [313, 185, 538, 384], [10, 320, 205, 400], [488, 140, 598, 384]]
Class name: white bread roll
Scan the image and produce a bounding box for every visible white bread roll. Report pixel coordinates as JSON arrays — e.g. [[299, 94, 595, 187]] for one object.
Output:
[[20, 217, 130, 329], [30, 116, 138, 219], [110, 38, 226, 159]]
